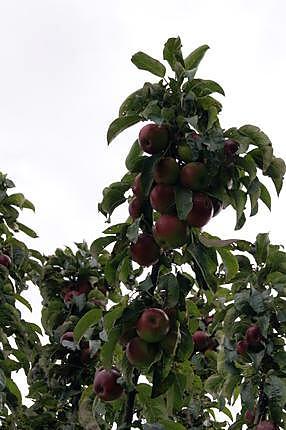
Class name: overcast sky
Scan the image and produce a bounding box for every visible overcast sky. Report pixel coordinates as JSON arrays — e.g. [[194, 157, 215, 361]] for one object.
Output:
[[1, 0, 285, 406]]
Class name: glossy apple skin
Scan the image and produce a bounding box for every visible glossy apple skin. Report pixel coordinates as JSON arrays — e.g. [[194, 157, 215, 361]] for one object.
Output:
[[129, 196, 142, 220], [93, 368, 123, 401], [126, 337, 157, 368], [0, 254, 11, 267], [180, 162, 208, 190], [132, 174, 143, 197], [246, 324, 262, 346], [137, 308, 170, 343], [153, 215, 188, 249], [150, 184, 175, 214], [256, 421, 276, 430], [130, 234, 160, 267], [154, 157, 179, 184], [187, 193, 214, 228], [139, 124, 169, 154], [192, 330, 209, 352], [236, 340, 248, 355]]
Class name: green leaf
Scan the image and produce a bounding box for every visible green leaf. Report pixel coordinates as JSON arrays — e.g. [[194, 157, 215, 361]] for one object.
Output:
[[163, 37, 184, 72], [205, 374, 223, 395], [17, 222, 38, 238], [125, 140, 143, 172], [107, 115, 141, 144], [14, 294, 32, 312], [73, 308, 102, 343], [184, 44, 209, 71], [259, 181, 271, 210], [90, 236, 116, 254], [255, 233, 270, 264], [175, 187, 193, 220], [248, 177, 261, 216], [138, 275, 154, 292], [118, 255, 132, 284], [223, 306, 240, 337], [158, 273, 179, 308], [239, 124, 272, 147], [100, 326, 121, 368], [137, 383, 167, 422], [131, 51, 166, 78], [0, 369, 6, 391], [238, 154, 257, 183], [265, 157, 286, 195], [141, 155, 160, 196], [5, 378, 22, 405], [218, 248, 239, 281], [160, 420, 186, 430], [198, 233, 237, 248], [126, 217, 141, 243], [190, 79, 225, 97], [264, 375, 286, 405], [99, 177, 131, 217], [4, 193, 35, 211]]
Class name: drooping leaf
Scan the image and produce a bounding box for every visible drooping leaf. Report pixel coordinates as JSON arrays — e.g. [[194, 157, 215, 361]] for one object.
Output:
[[131, 51, 166, 78], [73, 308, 102, 343], [184, 44, 210, 70], [107, 115, 141, 144], [175, 187, 193, 220]]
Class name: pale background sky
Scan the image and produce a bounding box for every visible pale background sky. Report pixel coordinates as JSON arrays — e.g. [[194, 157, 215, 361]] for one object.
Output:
[[0, 0, 285, 414]]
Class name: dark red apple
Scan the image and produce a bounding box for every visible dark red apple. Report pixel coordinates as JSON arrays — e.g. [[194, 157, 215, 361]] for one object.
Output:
[[126, 337, 157, 368], [137, 308, 170, 343], [139, 123, 169, 154], [129, 196, 142, 220], [132, 174, 143, 197], [130, 234, 160, 267], [236, 340, 248, 355], [0, 254, 11, 267], [224, 139, 239, 161], [192, 330, 210, 352], [246, 325, 262, 347], [93, 368, 123, 401], [180, 162, 208, 190], [244, 409, 255, 425], [153, 157, 179, 184], [150, 184, 175, 214], [187, 193, 214, 228], [256, 421, 276, 430], [153, 215, 188, 249]]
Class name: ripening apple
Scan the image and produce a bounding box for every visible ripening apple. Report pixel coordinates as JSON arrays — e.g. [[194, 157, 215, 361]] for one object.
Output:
[[244, 409, 255, 425], [153, 215, 188, 249], [0, 254, 11, 267], [153, 157, 179, 184], [224, 139, 239, 162], [130, 234, 160, 267], [126, 337, 157, 368], [186, 193, 214, 228], [139, 123, 169, 154], [180, 162, 208, 190], [93, 368, 123, 401], [256, 421, 276, 430], [136, 308, 170, 343], [192, 330, 210, 352], [129, 196, 143, 220], [246, 324, 262, 346], [132, 174, 143, 197], [150, 184, 175, 214], [236, 340, 248, 355]]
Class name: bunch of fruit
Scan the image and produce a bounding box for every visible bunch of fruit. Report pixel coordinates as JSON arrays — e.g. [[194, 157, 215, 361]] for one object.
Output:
[[129, 123, 237, 266]]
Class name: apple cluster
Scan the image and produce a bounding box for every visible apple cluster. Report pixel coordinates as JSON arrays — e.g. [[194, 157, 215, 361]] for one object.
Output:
[[129, 123, 237, 266], [236, 324, 262, 355]]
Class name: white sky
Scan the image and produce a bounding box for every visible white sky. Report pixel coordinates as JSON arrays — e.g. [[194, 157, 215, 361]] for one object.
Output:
[[0, 0, 285, 412]]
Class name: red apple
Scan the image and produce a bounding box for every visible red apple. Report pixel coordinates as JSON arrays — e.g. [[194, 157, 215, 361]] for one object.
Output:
[[126, 337, 157, 368], [130, 234, 160, 267], [153, 215, 188, 249], [186, 193, 214, 228], [150, 184, 175, 214], [0, 254, 11, 267], [139, 123, 169, 154], [246, 325, 262, 346], [137, 308, 170, 343], [153, 157, 179, 184], [64, 290, 81, 305], [180, 162, 208, 190], [93, 368, 123, 401], [245, 409, 255, 425], [129, 196, 142, 220], [192, 330, 210, 352], [224, 139, 239, 161], [256, 421, 276, 430], [132, 174, 143, 197], [236, 340, 248, 355]]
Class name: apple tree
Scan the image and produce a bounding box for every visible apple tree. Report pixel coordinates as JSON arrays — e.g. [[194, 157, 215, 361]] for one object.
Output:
[[1, 37, 286, 430]]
